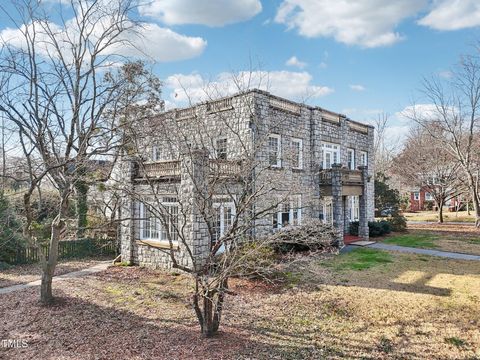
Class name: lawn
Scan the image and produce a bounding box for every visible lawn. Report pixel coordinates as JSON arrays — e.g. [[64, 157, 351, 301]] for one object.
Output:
[[1, 249, 479, 359], [404, 210, 476, 223], [383, 223, 480, 255]]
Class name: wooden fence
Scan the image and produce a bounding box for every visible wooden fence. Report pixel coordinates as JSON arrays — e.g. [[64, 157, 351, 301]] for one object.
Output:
[[5, 238, 117, 265]]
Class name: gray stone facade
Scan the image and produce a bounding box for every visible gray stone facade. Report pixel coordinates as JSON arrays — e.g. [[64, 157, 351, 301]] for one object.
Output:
[[116, 89, 375, 268]]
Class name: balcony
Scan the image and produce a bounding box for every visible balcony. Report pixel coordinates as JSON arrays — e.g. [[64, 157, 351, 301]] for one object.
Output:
[[136, 160, 181, 179], [135, 159, 243, 180], [319, 169, 363, 186]]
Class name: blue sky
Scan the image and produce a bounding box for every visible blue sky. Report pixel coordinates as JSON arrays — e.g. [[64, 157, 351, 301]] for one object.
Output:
[[1, 0, 479, 140]]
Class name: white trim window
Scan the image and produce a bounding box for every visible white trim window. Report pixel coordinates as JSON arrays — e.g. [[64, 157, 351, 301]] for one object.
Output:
[[413, 192, 420, 201], [321, 142, 340, 169], [273, 195, 302, 229], [322, 197, 333, 224], [215, 137, 228, 160], [347, 148, 355, 170], [350, 196, 359, 221], [212, 200, 235, 243], [291, 138, 303, 169], [360, 151, 368, 166], [268, 134, 281, 167], [425, 192, 433, 201], [139, 198, 179, 243], [152, 145, 161, 161]]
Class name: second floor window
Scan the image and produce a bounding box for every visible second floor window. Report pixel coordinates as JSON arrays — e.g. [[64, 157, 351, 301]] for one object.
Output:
[[291, 138, 303, 169], [360, 151, 368, 166], [216, 138, 227, 160], [321, 142, 340, 169], [268, 134, 281, 167], [347, 148, 355, 170]]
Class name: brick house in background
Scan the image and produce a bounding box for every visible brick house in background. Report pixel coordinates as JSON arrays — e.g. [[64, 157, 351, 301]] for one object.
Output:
[[115, 90, 375, 269], [409, 186, 461, 211]]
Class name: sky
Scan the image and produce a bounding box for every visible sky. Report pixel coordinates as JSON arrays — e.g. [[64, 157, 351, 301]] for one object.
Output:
[[1, 0, 479, 143]]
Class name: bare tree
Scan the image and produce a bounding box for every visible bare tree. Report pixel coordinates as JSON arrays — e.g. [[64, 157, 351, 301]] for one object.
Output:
[[392, 124, 464, 222], [406, 50, 480, 227], [0, 0, 145, 304]]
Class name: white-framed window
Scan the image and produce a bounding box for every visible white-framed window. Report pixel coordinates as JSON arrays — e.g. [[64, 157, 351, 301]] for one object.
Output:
[[272, 195, 302, 229], [291, 138, 303, 169], [212, 200, 235, 243], [321, 142, 340, 169], [152, 145, 161, 161], [322, 197, 333, 224], [350, 196, 359, 221], [360, 151, 368, 166], [413, 192, 420, 201], [139, 198, 179, 242], [215, 137, 228, 160], [425, 192, 433, 201], [347, 148, 355, 170], [268, 134, 281, 167]]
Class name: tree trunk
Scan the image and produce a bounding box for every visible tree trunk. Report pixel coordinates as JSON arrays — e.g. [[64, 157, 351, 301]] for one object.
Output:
[[76, 177, 89, 239], [466, 173, 480, 228], [438, 200, 444, 223], [193, 277, 228, 337], [40, 191, 69, 305]]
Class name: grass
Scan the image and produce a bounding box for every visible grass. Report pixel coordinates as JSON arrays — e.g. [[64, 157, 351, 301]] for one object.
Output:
[[326, 248, 393, 271], [445, 337, 467, 348], [404, 210, 475, 223], [383, 233, 439, 249]]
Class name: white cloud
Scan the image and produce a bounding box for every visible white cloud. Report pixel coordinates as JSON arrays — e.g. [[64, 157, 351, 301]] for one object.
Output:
[[395, 104, 444, 123], [285, 56, 307, 69], [319, 62, 328, 69], [117, 24, 206, 62], [350, 84, 366, 92], [139, 0, 262, 26], [418, 0, 480, 30], [165, 70, 333, 108], [0, 20, 206, 63], [274, 0, 427, 47], [439, 70, 453, 79]]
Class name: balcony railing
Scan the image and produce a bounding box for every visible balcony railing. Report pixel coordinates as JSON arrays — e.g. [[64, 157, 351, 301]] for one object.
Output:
[[210, 159, 242, 176], [319, 169, 363, 186], [136, 159, 243, 179], [137, 160, 181, 179]]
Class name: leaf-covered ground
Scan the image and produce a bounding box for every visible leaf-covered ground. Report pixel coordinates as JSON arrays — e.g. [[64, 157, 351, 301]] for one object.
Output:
[[1, 248, 479, 359], [0, 257, 111, 288]]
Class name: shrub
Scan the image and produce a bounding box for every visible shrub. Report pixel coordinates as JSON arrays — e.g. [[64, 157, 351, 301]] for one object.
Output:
[[271, 219, 341, 253], [386, 213, 407, 232], [0, 194, 25, 263], [349, 220, 391, 237]]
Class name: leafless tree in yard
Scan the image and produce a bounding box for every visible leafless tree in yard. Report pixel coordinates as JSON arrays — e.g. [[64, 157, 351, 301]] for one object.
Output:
[[392, 124, 465, 222], [406, 49, 480, 227], [117, 77, 339, 337], [0, 0, 150, 304]]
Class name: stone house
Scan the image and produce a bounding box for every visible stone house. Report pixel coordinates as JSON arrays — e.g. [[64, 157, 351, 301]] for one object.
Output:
[[116, 89, 374, 269]]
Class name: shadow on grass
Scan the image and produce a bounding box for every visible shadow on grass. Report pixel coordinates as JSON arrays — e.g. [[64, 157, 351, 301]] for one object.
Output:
[[317, 248, 455, 297]]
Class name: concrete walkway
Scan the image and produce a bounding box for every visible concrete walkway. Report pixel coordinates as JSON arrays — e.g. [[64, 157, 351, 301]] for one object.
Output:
[[0, 261, 111, 295], [367, 243, 480, 261]]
